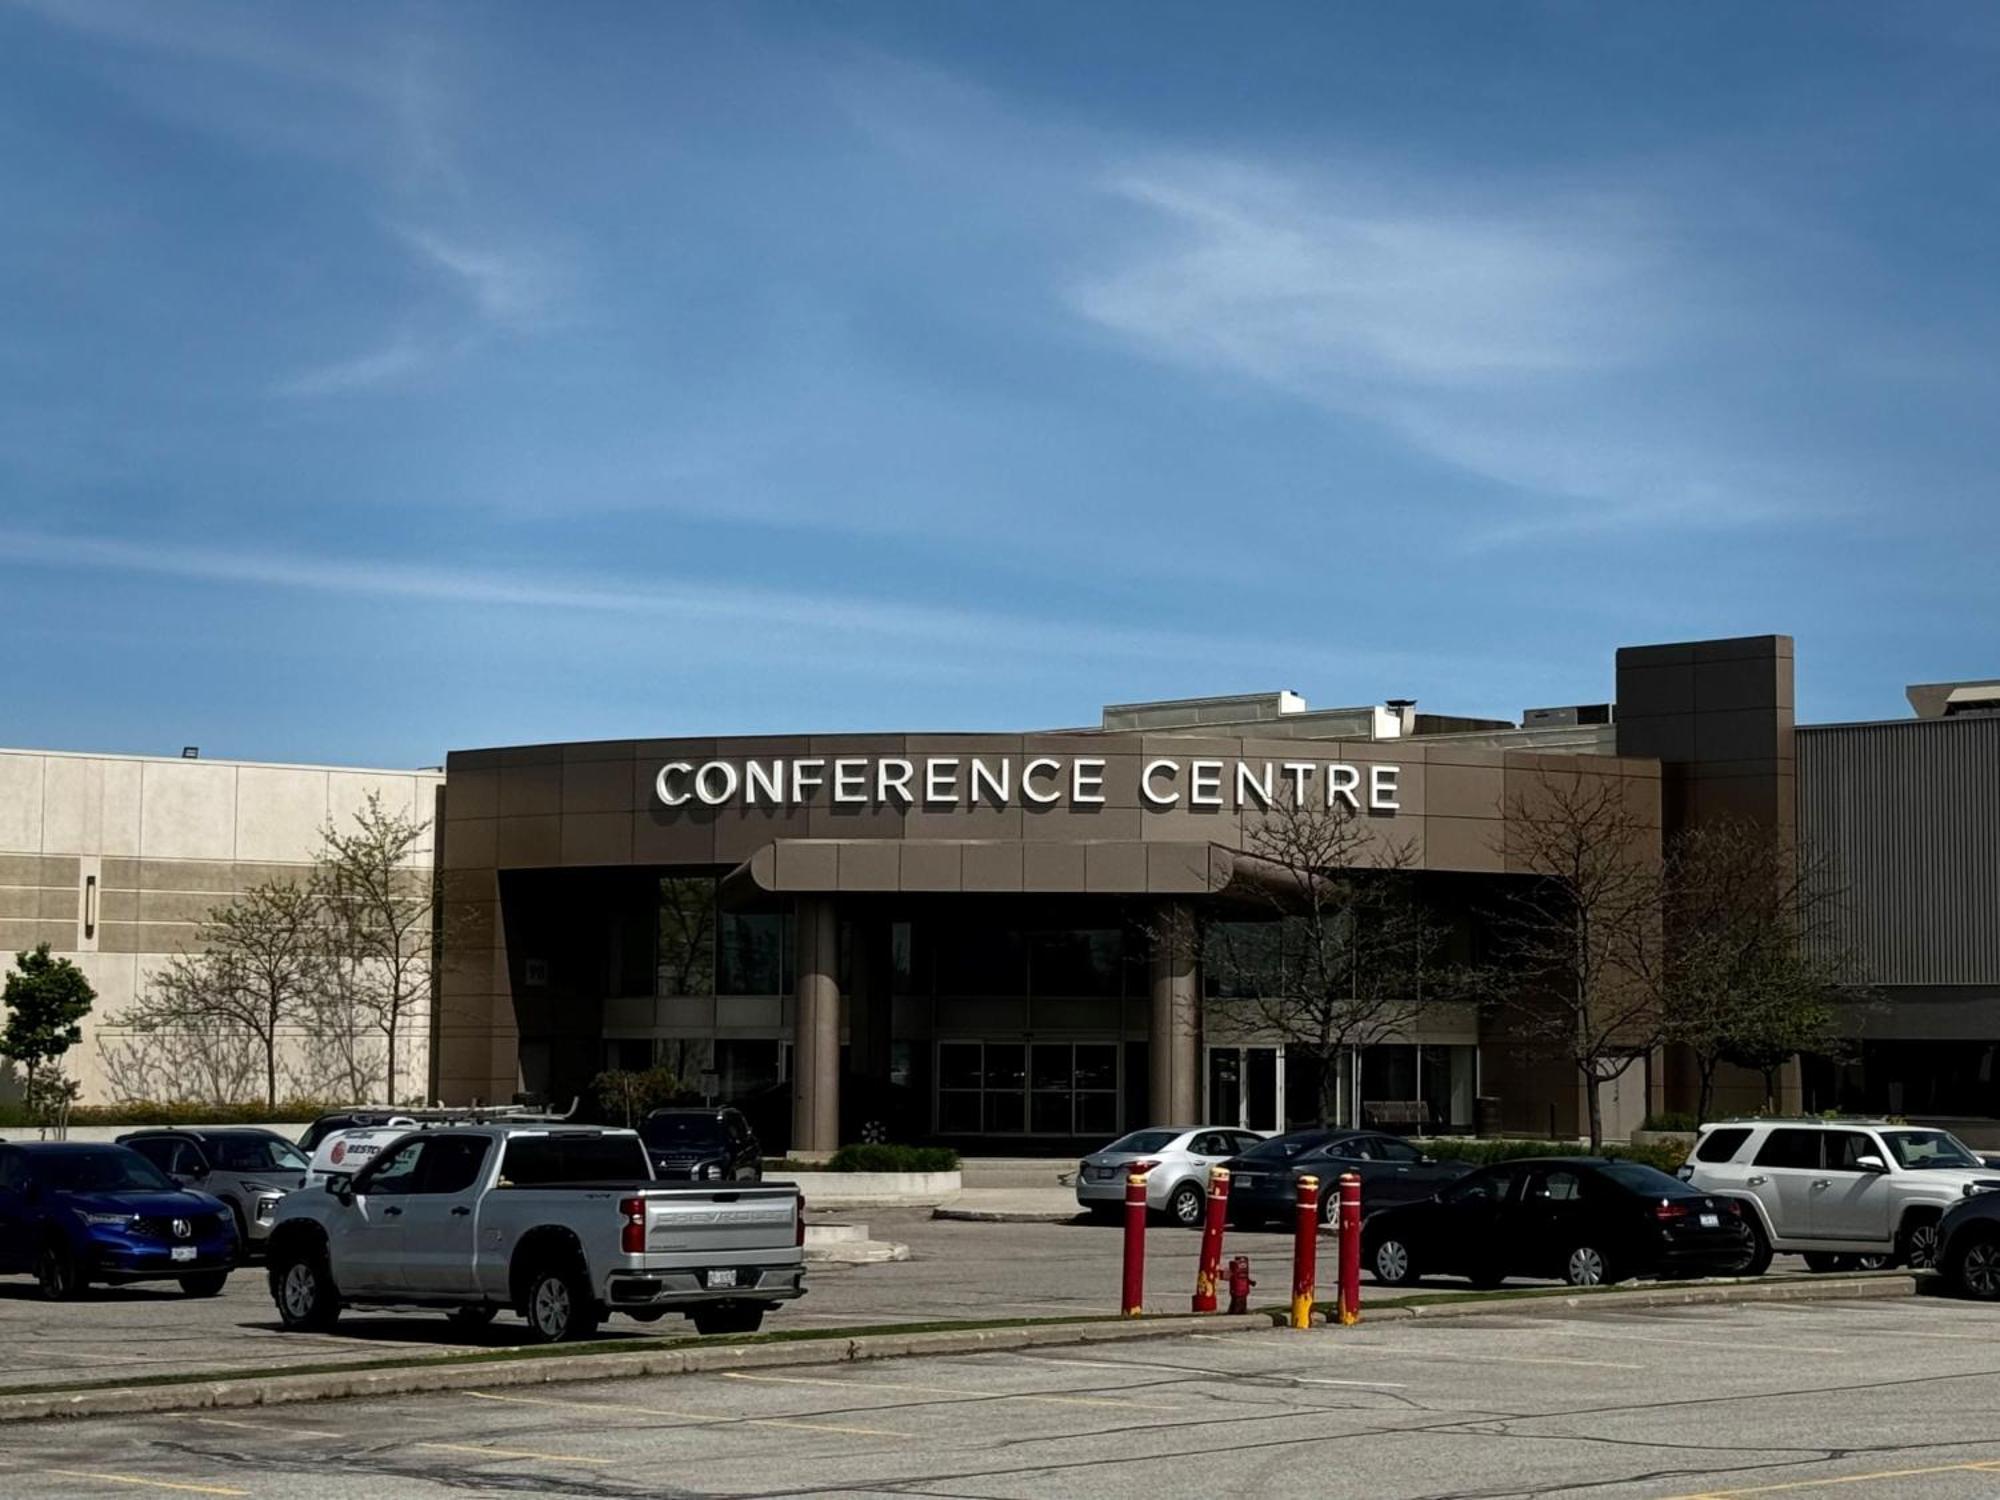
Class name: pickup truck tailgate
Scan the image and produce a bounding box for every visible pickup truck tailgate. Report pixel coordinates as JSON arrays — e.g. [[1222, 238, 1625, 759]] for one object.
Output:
[[643, 1188, 797, 1253]]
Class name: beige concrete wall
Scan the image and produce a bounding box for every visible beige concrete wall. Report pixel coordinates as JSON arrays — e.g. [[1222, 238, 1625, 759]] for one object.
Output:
[[0, 748, 443, 1105]]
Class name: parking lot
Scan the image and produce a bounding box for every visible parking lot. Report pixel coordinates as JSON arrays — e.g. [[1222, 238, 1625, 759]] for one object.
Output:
[[5, 1295, 2000, 1498], [0, 1206, 1881, 1394]]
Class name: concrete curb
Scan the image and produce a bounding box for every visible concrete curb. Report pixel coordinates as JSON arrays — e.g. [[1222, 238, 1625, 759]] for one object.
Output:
[[1357, 1272, 1920, 1323], [932, 1207, 1084, 1224], [0, 1314, 1270, 1425]]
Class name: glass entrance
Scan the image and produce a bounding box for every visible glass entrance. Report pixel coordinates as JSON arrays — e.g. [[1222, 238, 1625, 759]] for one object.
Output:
[[1206, 1046, 1282, 1131]]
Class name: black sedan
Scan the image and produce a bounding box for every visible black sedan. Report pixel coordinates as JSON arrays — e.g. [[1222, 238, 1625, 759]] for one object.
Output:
[[1939, 1188, 2000, 1299], [1221, 1129, 1471, 1227], [1362, 1156, 1764, 1289]]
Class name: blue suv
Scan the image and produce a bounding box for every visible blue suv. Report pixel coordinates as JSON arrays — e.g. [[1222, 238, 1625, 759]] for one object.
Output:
[[0, 1142, 239, 1299]]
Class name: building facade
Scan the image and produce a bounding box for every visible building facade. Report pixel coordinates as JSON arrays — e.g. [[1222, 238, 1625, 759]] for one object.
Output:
[[0, 748, 443, 1104], [431, 636, 1804, 1151]]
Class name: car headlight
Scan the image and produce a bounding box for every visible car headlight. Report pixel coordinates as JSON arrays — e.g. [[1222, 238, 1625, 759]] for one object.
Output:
[[74, 1211, 133, 1228], [256, 1195, 283, 1221], [701, 1162, 723, 1180]]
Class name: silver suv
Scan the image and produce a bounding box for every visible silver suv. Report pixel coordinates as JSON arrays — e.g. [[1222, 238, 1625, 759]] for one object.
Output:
[[1682, 1119, 2000, 1271], [118, 1128, 309, 1255]]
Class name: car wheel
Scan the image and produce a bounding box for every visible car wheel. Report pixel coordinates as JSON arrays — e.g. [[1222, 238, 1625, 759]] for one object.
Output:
[[1854, 1253, 1895, 1271], [1168, 1181, 1205, 1228], [1727, 1216, 1773, 1278], [1952, 1233, 2000, 1301], [270, 1241, 341, 1332], [522, 1259, 600, 1344], [178, 1271, 229, 1297], [690, 1302, 766, 1336], [447, 1305, 498, 1329], [1370, 1235, 1417, 1287], [1564, 1244, 1614, 1288], [37, 1241, 83, 1302], [1802, 1252, 1856, 1273], [1899, 1215, 1944, 1271]]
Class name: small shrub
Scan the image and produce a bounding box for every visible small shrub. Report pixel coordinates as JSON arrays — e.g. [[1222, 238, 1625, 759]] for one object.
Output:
[[825, 1144, 960, 1174], [1639, 1111, 1700, 1134]]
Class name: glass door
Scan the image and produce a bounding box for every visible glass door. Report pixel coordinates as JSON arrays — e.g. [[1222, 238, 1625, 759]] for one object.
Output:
[[1206, 1046, 1284, 1131]]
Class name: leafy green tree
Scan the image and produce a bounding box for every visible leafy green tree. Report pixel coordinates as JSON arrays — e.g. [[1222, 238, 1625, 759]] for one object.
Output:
[[1, 943, 96, 1106]]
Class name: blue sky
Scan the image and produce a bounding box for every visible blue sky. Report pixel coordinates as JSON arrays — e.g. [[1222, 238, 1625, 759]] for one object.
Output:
[[3, 2, 1997, 766]]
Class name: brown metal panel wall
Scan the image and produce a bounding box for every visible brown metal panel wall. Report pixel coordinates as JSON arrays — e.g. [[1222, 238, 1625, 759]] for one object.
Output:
[[1797, 717, 2000, 985]]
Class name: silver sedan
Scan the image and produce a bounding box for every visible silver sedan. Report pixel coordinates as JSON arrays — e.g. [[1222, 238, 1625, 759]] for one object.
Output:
[[1076, 1126, 1269, 1227]]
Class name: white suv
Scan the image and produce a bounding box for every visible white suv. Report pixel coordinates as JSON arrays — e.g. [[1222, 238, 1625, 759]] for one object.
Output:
[[1682, 1119, 2000, 1271]]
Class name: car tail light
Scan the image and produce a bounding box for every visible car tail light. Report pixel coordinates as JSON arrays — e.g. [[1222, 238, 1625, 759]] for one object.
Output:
[[796, 1193, 807, 1247], [619, 1196, 646, 1254], [1126, 1159, 1158, 1176], [1653, 1200, 1690, 1222]]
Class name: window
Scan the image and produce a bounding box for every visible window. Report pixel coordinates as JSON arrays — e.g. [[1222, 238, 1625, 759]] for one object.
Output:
[[1823, 1132, 1881, 1173], [1596, 1162, 1691, 1196], [718, 911, 785, 996], [1028, 930, 1123, 998], [364, 1139, 427, 1195], [124, 1138, 177, 1172], [1232, 1132, 1266, 1155], [1190, 1133, 1231, 1157], [0, 1151, 23, 1193], [657, 877, 717, 997], [1105, 1129, 1182, 1155], [1324, 1137, 1372, 1161], [419, 1136, 491, 1195], [501, 1134, 649, 1185], [1695, 1127, 1752, 1164], [208, 1135, 309, 1173], [1881, 1131, 1981, 1170], [1373, 1138, 1426, 1165], [41, 1149, 174, 1193], [937, 1040, 1117, 1137], [1446, 1168, 1515, 1205], [1752, 1129, 1822, 1170], [1532, 1170, 1583, 1203]]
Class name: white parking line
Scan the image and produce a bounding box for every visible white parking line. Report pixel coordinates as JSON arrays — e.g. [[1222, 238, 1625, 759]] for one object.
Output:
[[722, 1370, 1184, 1411], [1556, 1326, 1846, 1356], [191, 1417, 341, 1439], [1328, 1344, 1644, 1371]]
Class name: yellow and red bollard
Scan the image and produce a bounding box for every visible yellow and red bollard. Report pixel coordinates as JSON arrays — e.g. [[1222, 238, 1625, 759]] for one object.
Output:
[[1120, 1168, 1149, 1317], [1290, 1173, 1319, 1329], [1191, 1167, 1231, 1313], [1337, 1170, 1362, 1325]]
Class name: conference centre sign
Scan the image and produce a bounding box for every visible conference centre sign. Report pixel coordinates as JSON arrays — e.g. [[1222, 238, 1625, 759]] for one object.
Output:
[[654, 754, 1402, 814]]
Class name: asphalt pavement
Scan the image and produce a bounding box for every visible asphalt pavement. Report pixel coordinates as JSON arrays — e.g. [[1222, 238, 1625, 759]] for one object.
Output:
[[0, 1207, 1840, 1393], [6, 1296, 2000, 1498]]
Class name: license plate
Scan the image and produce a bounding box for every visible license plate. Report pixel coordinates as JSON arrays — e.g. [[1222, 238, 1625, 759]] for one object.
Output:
[[1699, 1213, 1720, 1229], [171, 1245, 197, 1263], [1236, 1174, 1258, 1188], [708, 1268, 737, 1289], [1087, 1167, 1112, 1182]]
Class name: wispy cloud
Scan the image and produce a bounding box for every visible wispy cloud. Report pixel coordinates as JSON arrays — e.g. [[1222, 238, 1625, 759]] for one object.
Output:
[[0, 529, 1298, 671], [398, 226, 567, 330], [275, 336, 427, 398], [1071, 154, 1811, 536]]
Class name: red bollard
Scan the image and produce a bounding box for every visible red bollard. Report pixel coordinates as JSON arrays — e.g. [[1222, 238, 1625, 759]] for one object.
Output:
[[1226, 1255, 1255, 1315], [1120, 1169, 1148, 1317], [1337, 1170, 1362, 1326], [1291, 1173, 1320, 1329], [1191, 1167, 1231, 1312]]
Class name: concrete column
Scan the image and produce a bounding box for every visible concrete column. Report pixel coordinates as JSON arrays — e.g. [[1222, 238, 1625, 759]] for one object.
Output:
[[1149, 901, 1201, 1125], [791, 896, 841, 1155]]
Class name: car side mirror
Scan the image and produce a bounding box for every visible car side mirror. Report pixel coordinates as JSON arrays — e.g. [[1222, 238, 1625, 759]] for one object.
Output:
[[188, 1162, 210, 1180], [326, 1173, 355, 1204], [1855, 1154, 1887, 1173]]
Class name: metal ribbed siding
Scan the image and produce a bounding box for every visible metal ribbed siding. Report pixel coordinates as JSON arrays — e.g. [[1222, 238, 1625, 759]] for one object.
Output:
[[1798, 716, 2000, 984]]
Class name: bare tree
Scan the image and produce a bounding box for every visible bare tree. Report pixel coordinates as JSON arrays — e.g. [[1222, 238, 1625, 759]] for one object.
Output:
[[316, 793, 434, 1105], [1486, 771, 1663, 1150], [1194, 796, 1444, 1129], [1660, 818, 1850, 1118], [657, 877, 717, 996], [122, 879, 324, 1109], [98, 1012, 263, 1106]]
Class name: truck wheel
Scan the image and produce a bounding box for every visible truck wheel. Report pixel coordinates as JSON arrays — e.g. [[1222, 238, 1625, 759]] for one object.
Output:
[[179, 1272, 229, 1297], [1899, 1214, 1943, 1271], [522, 1260, 600, 1344], [270, 1240, 341, 1331], [690, 1303, 766, 1336], [37, 1241, 84, 1302]]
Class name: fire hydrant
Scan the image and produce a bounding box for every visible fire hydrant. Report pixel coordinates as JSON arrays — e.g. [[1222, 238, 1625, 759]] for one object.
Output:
[[1226, 1255, 1255, 1315]]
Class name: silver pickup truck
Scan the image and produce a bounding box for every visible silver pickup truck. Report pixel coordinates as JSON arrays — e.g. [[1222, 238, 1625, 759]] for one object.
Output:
[[264, 1124, 805, 1342]]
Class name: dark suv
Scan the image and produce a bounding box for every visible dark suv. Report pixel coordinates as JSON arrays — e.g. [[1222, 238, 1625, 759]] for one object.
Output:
[[0, 1142, 238, 1299], [639, 1107, 762, 1182]]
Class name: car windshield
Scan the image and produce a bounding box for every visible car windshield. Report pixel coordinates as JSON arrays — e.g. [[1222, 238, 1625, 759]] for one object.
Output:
[[208, 1135, 309, 1172], [1101, 1130, 1182, 1155], [1242, 1133, 1328, 1162], [1595, 1162, 1691, 1196], [640, 1116, 726, 1150], [1881, 1131, 1982, 1170], [37, 1149, 177, 1194]]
